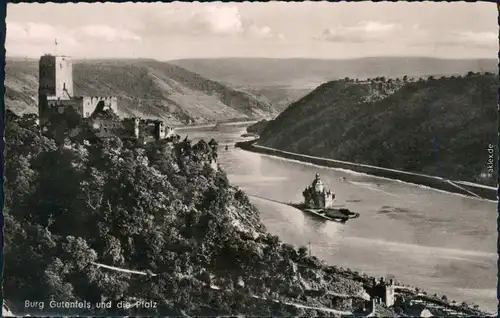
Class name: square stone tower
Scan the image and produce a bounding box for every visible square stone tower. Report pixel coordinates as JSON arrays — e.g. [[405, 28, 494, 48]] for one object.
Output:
[[154, 120, 166, 140], [38, 54, 75, 127], [38, 54, 74, 99], [385, 279, 395, 307]]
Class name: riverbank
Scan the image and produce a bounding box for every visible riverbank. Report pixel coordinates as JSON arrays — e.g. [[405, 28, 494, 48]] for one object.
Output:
[[235, 139, 497, 201], [174, 120, 260, 130]]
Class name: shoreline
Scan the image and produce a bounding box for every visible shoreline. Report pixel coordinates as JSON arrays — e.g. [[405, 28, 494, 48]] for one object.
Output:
[[235, 139, 497, 201], [174, 120, 260, 130]]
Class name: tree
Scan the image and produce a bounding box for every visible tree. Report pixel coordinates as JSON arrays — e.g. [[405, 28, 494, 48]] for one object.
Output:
[[297, 246, 308, 259], [5, 110, 472, 316]]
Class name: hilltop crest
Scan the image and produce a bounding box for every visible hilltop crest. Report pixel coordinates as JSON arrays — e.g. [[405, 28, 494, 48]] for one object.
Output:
[[259, 73, 497, 186], [5, 58, 277, 125]]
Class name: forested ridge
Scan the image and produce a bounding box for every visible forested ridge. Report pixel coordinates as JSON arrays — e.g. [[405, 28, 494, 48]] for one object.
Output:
[[4, 110, 489, 316], [259, 73, 498, 186], [4, 110, 371, 316]]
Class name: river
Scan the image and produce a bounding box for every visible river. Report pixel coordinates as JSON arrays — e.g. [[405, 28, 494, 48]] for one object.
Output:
[[177, 125, 497, 313]]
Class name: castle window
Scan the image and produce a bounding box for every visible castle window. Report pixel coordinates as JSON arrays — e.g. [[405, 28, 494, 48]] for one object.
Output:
[[85, 112, 90, 117]]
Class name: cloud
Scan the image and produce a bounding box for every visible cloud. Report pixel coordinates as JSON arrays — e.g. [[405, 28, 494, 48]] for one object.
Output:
[[246, 24, 284, 40], [195, 6, 284, 39], [454, 31, 498, 47], [142, 4, 282, 40], [145, 5, 244, 36], [6, 22, 78, 46], [199, 6, 243, 35], [410, 28, 498, 49], [248, 25, 272, 38], [319, 21, 399, 43], [77, 25, 141, 42], [6, 21, 141, 48]]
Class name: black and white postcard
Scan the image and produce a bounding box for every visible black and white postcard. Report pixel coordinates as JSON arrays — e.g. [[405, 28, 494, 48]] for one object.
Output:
[[3, 2, 498, 317]]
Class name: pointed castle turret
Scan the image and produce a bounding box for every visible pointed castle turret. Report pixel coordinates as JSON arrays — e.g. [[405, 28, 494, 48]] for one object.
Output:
[[303, 173, 335, 209]]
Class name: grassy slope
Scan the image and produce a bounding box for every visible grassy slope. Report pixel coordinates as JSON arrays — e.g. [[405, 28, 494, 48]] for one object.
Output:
[[5, 58, 276, 125], [258, 74, 498, 185]]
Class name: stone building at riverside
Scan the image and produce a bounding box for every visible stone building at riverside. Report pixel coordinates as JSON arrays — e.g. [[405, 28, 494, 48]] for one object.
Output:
[[302, 173, 335, 209]]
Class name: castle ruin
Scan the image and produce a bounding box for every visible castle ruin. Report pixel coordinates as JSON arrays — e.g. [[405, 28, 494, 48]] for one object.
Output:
[[369, 277, 396, 307], [37, 54, 174, 141]]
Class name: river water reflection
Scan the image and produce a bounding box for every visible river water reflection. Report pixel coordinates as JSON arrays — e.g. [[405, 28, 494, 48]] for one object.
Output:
[[177, 125, 497, 312]]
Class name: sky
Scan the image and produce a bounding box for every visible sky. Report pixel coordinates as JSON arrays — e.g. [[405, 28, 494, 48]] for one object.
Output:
[[5, 1, 498, 60]]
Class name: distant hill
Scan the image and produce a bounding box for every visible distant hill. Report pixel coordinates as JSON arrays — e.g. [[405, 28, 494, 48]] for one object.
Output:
[[258, 73, 498, 186], [169, 57, 497, 87], [169, 57, 497, 113], [246, 119, 270, 135], [5, 58, 277, 125], [238, 86, 313, 112]]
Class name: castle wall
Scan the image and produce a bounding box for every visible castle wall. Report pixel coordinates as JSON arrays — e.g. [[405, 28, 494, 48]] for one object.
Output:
[[39, 56, 57, 97], [82, 96, 118, 118], [385, 280, 395, 307], [367, 278, 395, 308], [90, 117, 125, 138], [46, 97, 83, 115], [318, 195, 326, 208], [89, 118, 175, 141], [55, 56, 74, 99], [122, 118, 141, 139], [39, 97, 83, 126], [156, 121, 166, 140], [139, 120, 172, 141], [166, 127, 175, 138], [324, 193, 334, 208]]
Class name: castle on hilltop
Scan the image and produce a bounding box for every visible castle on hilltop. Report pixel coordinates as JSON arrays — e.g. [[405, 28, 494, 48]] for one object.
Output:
[[37, 54, 174, 141], [302, 173, 335, 209], [369, 277, 395, 307], [354, 278, 396, 317]]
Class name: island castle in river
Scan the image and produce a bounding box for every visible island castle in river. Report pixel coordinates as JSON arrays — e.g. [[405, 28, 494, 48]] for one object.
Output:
[[303, 173, 335, 209], [37, 54, 174, 142]]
